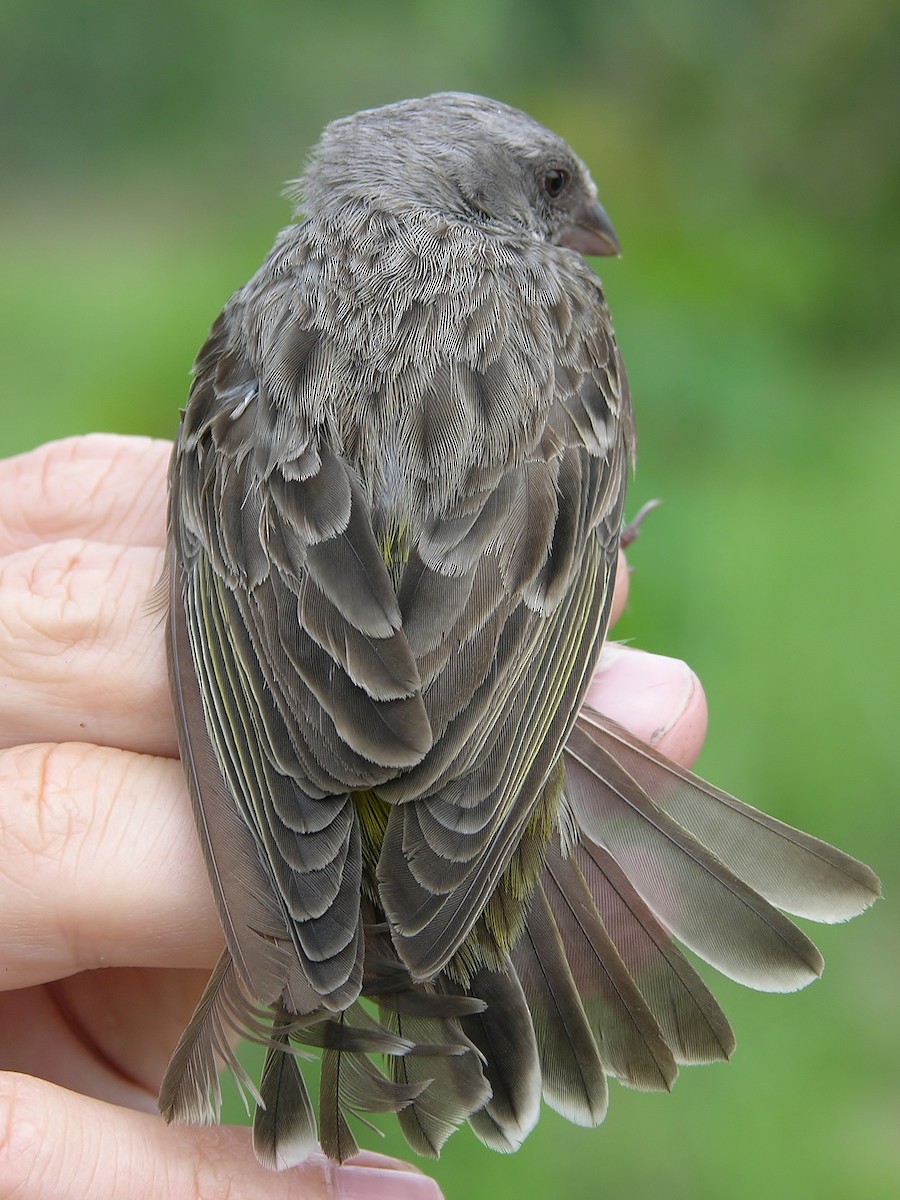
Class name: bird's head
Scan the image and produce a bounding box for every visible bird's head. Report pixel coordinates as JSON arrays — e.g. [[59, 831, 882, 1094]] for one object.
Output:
[[295, 92, 620, 258]]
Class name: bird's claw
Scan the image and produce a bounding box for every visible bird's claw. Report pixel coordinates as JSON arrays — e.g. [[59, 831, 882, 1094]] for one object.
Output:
[[621, 498, 662, 549]]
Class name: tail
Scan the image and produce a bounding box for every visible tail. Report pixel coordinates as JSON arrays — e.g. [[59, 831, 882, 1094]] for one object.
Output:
[[160, 708, 879, 1163], [159, 934, 493, 1168], [463, 707, 879, 1144]]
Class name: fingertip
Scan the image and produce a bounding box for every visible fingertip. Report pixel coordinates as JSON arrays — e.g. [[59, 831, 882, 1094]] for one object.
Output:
[[0, 1075, 444, 1200], [332, 1157, 445, 1200], [583, 644, 708, 768], [609, 550, 630, 627]]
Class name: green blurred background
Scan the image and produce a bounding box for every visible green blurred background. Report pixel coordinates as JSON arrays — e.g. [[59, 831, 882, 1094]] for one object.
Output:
[[1, 1, 897, 1196]]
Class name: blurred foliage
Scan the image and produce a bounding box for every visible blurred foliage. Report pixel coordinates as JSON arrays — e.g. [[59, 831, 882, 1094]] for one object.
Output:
[[1, 1, 897, 1197]]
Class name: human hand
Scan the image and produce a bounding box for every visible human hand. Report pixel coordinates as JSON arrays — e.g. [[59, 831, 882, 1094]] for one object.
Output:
[[0, 435, 706, 1199]]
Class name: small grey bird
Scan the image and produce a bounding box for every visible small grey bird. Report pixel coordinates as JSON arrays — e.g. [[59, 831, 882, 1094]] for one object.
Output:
[[161, 93, 879, 1167]]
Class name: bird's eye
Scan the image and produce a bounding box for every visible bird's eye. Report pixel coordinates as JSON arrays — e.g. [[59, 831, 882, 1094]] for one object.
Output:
[[542, 168, 571, 199]]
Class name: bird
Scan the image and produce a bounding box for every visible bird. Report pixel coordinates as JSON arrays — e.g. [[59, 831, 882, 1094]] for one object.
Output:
[[160, 92, 880, 1169]]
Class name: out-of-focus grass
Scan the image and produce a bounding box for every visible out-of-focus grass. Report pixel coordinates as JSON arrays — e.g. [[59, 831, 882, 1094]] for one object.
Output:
[[0, 190, 284, 452]]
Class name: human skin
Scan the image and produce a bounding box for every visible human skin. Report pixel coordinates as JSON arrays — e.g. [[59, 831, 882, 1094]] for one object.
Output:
[[0, 435, 707, 1200]]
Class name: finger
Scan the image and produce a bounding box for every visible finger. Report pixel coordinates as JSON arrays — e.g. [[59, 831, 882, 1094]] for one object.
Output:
[[0, 537, 174, 756], [0, 743, 221, 989], [584, 642, 708, 768], [0, 539, 633, 761], [608, 549, 629, 626], [0, 1074, 443, 1200], [0, 651, 707, 991], [0, 969, 209, 1110], [0, 435, 170, 555]]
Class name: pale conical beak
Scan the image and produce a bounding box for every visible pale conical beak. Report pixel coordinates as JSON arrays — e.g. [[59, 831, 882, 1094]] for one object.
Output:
[[555, 199, 621, 257]]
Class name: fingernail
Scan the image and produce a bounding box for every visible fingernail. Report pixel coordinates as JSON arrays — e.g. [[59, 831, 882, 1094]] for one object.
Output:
[[331, 1163, 444, 1200]]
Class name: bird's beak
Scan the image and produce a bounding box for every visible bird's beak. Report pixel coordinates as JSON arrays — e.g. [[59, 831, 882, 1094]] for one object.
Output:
[[555, 199, 621, 257]]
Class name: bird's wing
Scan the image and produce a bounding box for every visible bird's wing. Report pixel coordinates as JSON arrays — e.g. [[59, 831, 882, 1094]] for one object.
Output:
[[168, 302, 432, 1006], [377, 283, 633, 979]]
